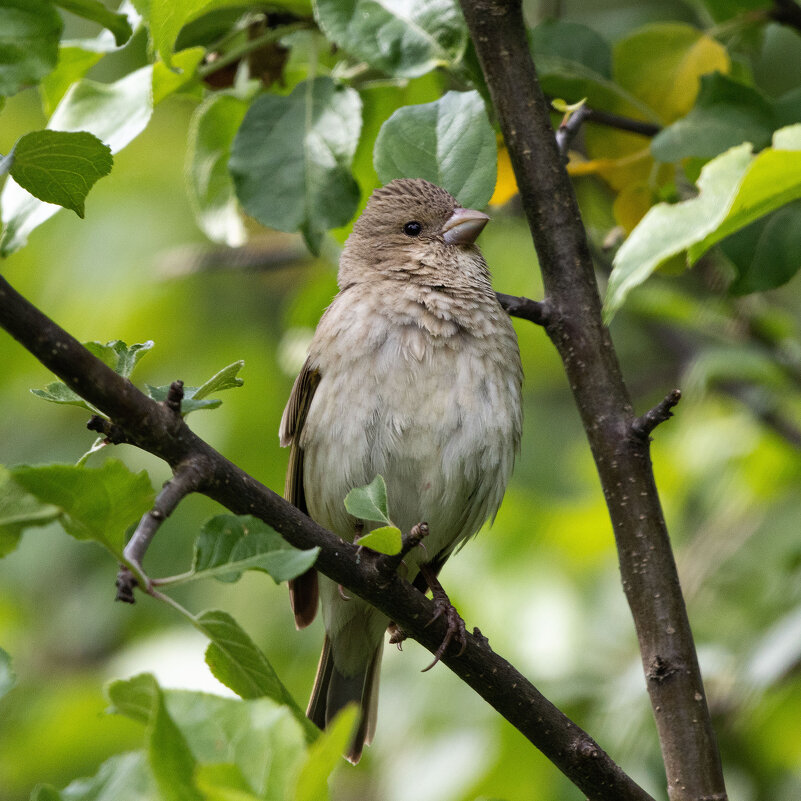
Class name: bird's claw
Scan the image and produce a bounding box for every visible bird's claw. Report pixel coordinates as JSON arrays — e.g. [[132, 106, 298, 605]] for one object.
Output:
[[421, 585, 467, 671]]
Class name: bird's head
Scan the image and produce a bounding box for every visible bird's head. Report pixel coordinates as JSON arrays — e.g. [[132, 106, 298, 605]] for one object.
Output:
[[339, 179, 491, 289]]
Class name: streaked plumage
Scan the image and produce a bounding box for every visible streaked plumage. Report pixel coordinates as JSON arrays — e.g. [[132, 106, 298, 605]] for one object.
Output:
[[280, 178, 522, 762]]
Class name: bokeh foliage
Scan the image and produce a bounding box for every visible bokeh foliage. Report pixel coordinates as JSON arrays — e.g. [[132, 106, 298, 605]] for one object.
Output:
[[1, 1, 801, 800]]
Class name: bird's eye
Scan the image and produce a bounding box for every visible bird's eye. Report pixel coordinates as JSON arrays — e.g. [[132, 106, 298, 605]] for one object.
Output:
[[403, 221, 422, 237]]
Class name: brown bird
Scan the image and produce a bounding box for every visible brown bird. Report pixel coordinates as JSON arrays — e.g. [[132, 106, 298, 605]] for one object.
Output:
[[280, 178, 522, 762]]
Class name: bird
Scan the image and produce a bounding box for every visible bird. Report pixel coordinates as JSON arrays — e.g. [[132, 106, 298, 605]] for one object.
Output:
[[279, 178, 523, 763]]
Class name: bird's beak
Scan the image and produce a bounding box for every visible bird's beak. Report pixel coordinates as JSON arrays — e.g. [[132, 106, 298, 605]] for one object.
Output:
[[441, 207, 490, 245]]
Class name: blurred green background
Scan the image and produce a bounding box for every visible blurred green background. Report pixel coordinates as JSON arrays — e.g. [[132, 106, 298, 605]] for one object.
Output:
[[2, 1, 801, 799]]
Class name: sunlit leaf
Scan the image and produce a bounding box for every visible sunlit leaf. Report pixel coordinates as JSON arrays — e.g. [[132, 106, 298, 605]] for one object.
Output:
[[613, 22, 730, 123], [30, 752, 154, 801], [186, 92, 249, 246], [107, 674, 202, 801], [196, 609, 317, 740], [489, 143, 517, 207], [40, 47, 104, 116], [314, 0, 467, 78], [605, 125, 801, 319], [344, 474, 391, 525], [374, 90, 496, 209], [152, 47, 205, 105], [9, 461, 155, 557], [1, 66, 154, 254], [0, 0, 62, 96], [292, 706, 357, 801], [229, 77, 361, 253], [356, 525, 402, 555]]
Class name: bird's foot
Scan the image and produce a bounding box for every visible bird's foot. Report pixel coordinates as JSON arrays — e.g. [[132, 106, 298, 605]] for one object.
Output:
[[421, 572, 467, 672]]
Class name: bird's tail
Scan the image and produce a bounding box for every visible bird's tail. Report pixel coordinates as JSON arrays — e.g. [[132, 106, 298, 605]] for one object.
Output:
[[307, 634, 383, 764]]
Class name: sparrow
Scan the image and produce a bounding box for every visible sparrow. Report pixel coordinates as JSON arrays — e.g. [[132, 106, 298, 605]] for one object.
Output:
[[279, 178, 523, 762]]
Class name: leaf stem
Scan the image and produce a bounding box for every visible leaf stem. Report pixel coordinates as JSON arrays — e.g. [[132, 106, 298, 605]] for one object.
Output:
[[198, 22, 312, 79]]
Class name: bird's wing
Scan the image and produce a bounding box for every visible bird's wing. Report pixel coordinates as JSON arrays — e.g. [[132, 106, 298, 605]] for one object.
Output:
[[280, 359, 322, 629]]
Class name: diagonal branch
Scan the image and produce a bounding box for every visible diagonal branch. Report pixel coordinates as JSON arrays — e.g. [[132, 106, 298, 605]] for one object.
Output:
[[457, 2, 727, 800], [0, 274, 655, 801]]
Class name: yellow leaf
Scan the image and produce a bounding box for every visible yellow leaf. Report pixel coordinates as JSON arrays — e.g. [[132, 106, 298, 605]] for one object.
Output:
[[614, 23, 730, 124], [490, 144, 518, 206], [613, 183, 656, 232]]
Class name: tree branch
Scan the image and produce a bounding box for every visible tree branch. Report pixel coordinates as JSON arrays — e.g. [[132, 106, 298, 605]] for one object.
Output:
[[457, 3, 727, 800], [495, 292, 550, 326], [0, 274, 656, 800]]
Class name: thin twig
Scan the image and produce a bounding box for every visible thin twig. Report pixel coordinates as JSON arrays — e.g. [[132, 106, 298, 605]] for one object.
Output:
[[631, 389, 682, 439], [544, 95, 662, 138], [556, 104, 592, 158], [121, 458, 209, 580], [495, 292, 550, 326]]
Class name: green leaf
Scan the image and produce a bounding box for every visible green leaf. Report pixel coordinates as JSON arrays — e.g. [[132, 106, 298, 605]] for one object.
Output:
[[0, 647, 16, 699], [107, 679, 308, 799], [9, 461, 155, 557], [612, 22, 730, 124], [722, 200, 801, 295], [192, 360, 244, 399], [145, 360, 244, 415], [195, 609, 317, 740], [86, 339, 155, 378], [8, 130, 113, 217], [145, 384, 221, 414], [530, 18, 612, 78], [184, 514, 319, 584], [1, 65, 154, 254], [30, 381, 97, 413], [314, 0, 467, 79], [152, 46, 205, 105], [107, 674, 202, 801], [229, 77, 362, 253], [292, 706, 358, 801], [106, 673, 158, 725], [40, 46, 104, 116], [53, 0, 133, 47], [344, 474, 391, 525], [186, 92, 248, 245], [651, 73, 778, 162], [148, 683, 203, 801], [30, 752, 154, 801], [31, 339, 153, 414], [0, 0, 63, 96], [0, 465, 61, 558], [374, 90, 497, 209], [356, 525, 402, 555], [605, 125, 801, 320]]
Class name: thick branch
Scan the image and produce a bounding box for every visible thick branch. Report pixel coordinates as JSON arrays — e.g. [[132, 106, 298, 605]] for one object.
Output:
[[0, 275, 655, 800], [458, 3, 727, 800]]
